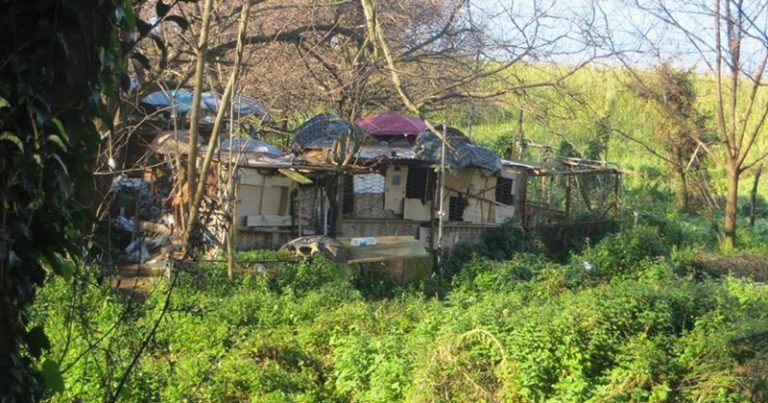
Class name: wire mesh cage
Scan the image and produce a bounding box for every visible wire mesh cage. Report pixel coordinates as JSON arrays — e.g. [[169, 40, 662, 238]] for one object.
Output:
[[297, 185, 325, 235], [343, 173, 395, 219]]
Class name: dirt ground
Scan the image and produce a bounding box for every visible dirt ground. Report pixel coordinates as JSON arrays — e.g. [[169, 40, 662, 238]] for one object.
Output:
[[111, 262, 167, 301]]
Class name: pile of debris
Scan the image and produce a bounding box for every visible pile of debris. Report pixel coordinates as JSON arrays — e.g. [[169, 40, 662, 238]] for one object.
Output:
[[109, 174, 181, 266]]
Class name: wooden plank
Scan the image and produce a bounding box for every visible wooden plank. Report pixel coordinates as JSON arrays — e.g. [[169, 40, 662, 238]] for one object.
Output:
[[246, 215, 292, 227], [278, 168, 313, 185]]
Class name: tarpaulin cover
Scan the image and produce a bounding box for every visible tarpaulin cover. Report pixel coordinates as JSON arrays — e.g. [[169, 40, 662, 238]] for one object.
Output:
[[414, 129, 501, 173], [141, 89, 269, 120], [201, 92, 270, 121], [218, 137, 282, 157], [355, 111, 427, 136], [141, 88, 194, 113], [293, 113, 360, 150]]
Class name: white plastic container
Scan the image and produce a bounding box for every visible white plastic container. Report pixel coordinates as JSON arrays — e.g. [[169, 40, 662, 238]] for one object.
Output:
[[350, 237, 378, 247]]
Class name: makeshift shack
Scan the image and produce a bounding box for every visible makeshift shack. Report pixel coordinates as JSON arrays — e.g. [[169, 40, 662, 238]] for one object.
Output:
[[295, 114, 509, 248], [147, 111, 622, 253], [151, 130, 350, 249]]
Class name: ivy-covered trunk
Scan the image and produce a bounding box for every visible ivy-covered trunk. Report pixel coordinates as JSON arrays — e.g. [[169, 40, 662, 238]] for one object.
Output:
[[0, 0, 127, 398]]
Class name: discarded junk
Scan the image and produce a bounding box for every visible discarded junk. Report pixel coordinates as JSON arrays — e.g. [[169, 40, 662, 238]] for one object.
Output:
[[278, 235, 432, 283]]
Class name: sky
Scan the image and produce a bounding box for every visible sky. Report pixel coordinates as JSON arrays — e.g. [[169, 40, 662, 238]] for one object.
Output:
[[469, 0, 768, 72]]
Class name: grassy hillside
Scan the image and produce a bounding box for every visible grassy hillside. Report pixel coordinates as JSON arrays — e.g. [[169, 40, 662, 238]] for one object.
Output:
[[444, 65, 768, 226]]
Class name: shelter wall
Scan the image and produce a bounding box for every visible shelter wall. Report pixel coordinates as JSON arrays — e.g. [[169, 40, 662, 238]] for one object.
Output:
[[340, 218, 421, 239], [439, 169, 497, 224], [236, 228, 293, 249], [384, 164, 407, 215], [495, 169, 525, 224], [419, 224, 495, 249], [236, 168, 295, 229]]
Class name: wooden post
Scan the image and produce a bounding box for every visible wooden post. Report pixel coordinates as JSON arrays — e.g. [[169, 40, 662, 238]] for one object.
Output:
[[520, 172, 529, 229], [227, 176, 238, 280], [332, 173, 344, 236], [512, 108, 524, 159], [437, 124, 446, 270], [614, 173, 622, 232]]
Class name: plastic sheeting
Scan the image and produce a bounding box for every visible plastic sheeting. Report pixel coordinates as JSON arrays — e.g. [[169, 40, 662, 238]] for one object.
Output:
[[414, 129, 501, 173], [201, 92, 270, 121], [140, 88, 269, 120], [218, 137, 282, 157], [293, 113, 360, 150], [141, 88, 194, 114], [355, 111, 427, 136]]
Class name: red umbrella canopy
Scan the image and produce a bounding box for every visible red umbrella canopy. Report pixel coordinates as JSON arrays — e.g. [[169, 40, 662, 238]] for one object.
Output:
[[355, 111, 427, 136]]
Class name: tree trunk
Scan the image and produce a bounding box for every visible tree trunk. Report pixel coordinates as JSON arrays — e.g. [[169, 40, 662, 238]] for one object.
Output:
[[750, 164, 763, 227], [675, 166, 689, 212], [723, 167, 740, 248], [513, 108, 524, 159], [185, 0, 214, 239], [185, 0, 249, 253]]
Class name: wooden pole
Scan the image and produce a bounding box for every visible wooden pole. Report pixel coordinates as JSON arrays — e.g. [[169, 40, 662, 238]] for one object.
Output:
[[437, 124, 447, 271]]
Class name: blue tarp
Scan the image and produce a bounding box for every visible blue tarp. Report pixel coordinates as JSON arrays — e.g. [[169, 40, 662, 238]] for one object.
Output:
[[141, 89, 269, 120], [201, 92, 270, 120], [141, 88, 194, 114]]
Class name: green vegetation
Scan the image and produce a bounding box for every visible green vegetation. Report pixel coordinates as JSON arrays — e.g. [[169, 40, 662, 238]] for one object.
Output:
[[25, 64, 768, 402], [30, 223, 768, 402], [6, 0, 768, 400]]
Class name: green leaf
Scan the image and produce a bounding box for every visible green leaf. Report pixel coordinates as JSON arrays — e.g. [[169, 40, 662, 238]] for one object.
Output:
[[25, 326, 50, 359], [41, 359, 64, 393], [149, 34, 168, 69], [51, 153, 71, 177], [130, 52, 151, 71], [137, 20, 153, 37], [42, 251, 73, 280], [47, 134, 68, 152], [0, 96, 9, 109], [121, 0, 138, 29], [50, 118, 69, 140], [0, 131, 24, 152], [164, 15, 189, 31], [156, 0, 171, 18]]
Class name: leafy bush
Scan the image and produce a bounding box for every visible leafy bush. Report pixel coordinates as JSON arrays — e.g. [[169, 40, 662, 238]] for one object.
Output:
[[272, 255, 349, 294], [576, 225, 670, 279], [451, 254, 540, 293], [444, 221, 544, 276], [29, 241, 768, 402]]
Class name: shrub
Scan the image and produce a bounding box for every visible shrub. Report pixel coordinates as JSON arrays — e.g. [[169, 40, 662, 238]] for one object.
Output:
[[576, 225, 670, 279], [272, 255, 349, 294], [451, 254, 541, 293], [444, 221, 544, 276], [28, 244, 768, 402]]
